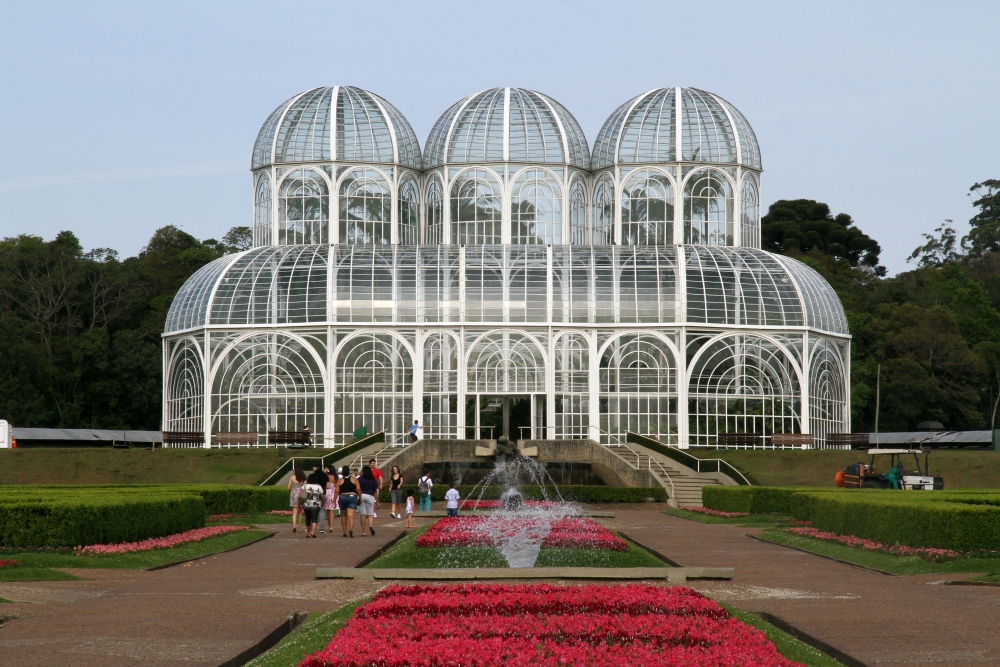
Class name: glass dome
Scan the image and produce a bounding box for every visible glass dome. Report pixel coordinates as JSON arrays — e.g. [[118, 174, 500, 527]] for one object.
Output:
[[423, 88, 590, 169], [592, 88, 761, 170], [251, 86, 421, 170], [165, 245, 845, 335]]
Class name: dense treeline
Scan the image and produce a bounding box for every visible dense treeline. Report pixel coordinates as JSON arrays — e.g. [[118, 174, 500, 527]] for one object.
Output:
[[0, 226, 249, 429], [0, 181, 998, 433]]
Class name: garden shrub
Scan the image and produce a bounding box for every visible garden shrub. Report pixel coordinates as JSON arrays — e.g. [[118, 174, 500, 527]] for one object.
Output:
[[701, 486, 806, 514]]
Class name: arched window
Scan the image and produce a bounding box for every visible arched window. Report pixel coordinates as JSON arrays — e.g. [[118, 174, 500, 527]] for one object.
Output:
[[684, 169, 733, 246], [511, 169, 562, 245], [809, 339, 847, 447], [340, 168, 392, 244], [398, 177, 419, 245], [467, 331, 545, 394], [688, 334, 800, 446], [278, 169, 328, 245], [253, 174, 272, 247], [450, 169, 501, 245], [599, 334, 676, 443], [212, 333, 325, 441], [592, 174, 614, 245], [554, 333, 589, 438], [166, 339, 203, 437], [569, 178, 588, 245], [424, 176, 444, 244], [423, 332, 459, 439], [740, 175, 760, 249], [335, 333, 412, 440], [621, 170, 673, 245]]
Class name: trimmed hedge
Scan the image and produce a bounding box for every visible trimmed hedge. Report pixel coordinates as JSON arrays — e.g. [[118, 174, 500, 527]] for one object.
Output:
[[702, 486, 1000, 551], [378, 484, 666, 504], [0, 484, 287, 548]]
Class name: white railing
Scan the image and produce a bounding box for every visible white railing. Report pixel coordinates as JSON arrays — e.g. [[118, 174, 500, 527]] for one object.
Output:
[[592, 427, 675, 500]]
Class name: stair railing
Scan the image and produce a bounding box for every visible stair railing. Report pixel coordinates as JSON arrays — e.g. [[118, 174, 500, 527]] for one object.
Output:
[[625, 433, 752, 486], [592, 427, 675, 500]]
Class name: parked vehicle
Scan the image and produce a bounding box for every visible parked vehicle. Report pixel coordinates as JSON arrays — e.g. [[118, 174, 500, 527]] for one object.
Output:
[[836, 449, 944, 490]]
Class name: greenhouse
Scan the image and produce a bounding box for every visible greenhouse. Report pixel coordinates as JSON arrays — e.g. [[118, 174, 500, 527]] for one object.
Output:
[[163, 86, 850, 447]]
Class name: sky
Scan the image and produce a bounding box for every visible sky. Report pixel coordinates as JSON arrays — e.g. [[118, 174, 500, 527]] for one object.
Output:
[[0, 1, 997, 274]]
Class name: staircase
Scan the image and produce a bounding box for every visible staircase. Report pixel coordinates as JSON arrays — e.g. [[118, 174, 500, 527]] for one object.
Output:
[[606, 442, 731, 507]]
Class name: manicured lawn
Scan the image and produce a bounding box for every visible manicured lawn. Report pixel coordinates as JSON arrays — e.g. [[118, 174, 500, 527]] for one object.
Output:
[[0, 448, 284, 485], [0, 566, 82, 582], [365, 525, 668, 568], [0, 528, 270, 570], [758, 530, 1000, 576], [706, 449, 1000, 488], [666, 508, 793, 527], [720, 602, 847, 667], [245, 598, 372, 667]]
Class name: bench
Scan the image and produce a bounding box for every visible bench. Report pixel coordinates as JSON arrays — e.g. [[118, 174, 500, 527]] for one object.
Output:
[[215, 431, 260, 447], [268, 431, 312, 448], [827, 433, 870, 449], [162, 431, 205, 448], [770, 433, 815, 448], [716, 432, 762, 448]]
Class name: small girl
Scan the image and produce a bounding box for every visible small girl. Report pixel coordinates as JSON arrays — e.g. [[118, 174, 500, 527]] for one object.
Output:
[[405, 489, 415, 528]]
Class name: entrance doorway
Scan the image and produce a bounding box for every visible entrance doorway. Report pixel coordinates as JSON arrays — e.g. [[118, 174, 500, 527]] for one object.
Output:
[[465, 395, 547, 442]]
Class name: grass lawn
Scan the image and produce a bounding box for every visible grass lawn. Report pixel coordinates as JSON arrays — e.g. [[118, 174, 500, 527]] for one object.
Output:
[[758, 529, 1000, 576], [666, 508, 793, 527], [0, 566, 82, 582], [0, 448, 284, 485], [244, 596, 846, 667], [208, 513, 291, 526], [245, 597, 372, 667], [365, 524, 668, 568], [705, 449, 1000, 488], [0, 528, 270, 570]]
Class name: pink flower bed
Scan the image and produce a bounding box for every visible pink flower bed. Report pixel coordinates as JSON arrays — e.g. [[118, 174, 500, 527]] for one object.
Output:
[[267, 509, 294, 516], [300, 583, 803, 667], [416, 516, 629, 551], [76, 525, 249, 555], [0, 559, 19, 568], [458, 500, 561, 509], [684, 507, 750, 518], [785, 527, 960, 560]]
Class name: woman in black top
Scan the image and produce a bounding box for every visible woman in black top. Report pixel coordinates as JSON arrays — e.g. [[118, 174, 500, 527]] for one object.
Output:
[[337, 466, 359, 537], [358, 466, 380, 536], [389, 466, 404, 519]]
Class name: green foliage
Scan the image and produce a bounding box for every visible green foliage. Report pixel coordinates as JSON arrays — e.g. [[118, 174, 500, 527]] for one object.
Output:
[[701, 486, 801, 514], [966, 180, 1000, 256], [378, 484, 665, 504], [761, 199, 884, 272]]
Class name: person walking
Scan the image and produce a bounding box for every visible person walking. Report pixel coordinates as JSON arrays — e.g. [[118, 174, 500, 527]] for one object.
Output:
[[389, 466, 404, 518], [287, 466, 306, 532], [445, 483, 460, 517], [358, 465, 379, 536], [323, 466, 338, 534], [337, 466, 359, 537], [409, 420, 420, 443], [302, 471, 325, 538], [405, 489, 415, 528], [417, 471, 433, 513], [311, 463, 329, 532], [368, 458, 383, 518]]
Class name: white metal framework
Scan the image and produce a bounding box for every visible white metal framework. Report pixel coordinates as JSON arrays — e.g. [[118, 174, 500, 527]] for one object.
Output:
[[164, 85, 850, 448]]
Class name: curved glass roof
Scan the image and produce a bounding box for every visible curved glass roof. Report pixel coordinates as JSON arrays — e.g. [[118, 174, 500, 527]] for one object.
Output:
[[592, 87, 761, 171], [166, 246, 845, 335], [251, 86, 421, 170], [423, 88, 590, 169]]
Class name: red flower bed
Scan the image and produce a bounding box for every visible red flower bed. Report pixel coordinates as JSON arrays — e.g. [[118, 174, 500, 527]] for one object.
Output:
[[267, 509, 294, 516], [458, 500, 562, 509], [76, 525, 249, 555], [786, 526, 960, 561], [683, 507, 750, 518], [416, 516, 629, 551], [300, 584, 802, 667], [0, 558, 19, 568]]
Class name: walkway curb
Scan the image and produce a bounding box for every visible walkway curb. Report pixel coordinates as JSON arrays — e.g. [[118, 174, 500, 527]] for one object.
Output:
[[216, 611, 309, 667], [315, 566, 734, 582], [146, 531, 275, 571], [746, 533, 897, 576], [756, 612, 871, 667]]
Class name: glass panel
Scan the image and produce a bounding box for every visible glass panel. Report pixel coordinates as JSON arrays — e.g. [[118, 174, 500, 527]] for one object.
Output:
[[278, 169, 329, 245], [621, 169, 674, 245], [450, 169, 502, 245], [339, 168, 392, 245], [398, 177, 419, 245], [511, 169, 562, 245], [684, 169, 733, 246]]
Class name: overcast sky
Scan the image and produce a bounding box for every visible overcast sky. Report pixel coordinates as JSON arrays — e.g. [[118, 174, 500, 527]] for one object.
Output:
[[0, 1, 997, 274]]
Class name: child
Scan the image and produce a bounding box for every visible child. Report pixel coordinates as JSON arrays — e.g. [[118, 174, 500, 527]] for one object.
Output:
[[445, 482, 460, 517], [405, 489, 415, 528]]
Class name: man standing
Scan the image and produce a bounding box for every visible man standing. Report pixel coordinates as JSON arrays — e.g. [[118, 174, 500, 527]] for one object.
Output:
[[368, 458, 383, 519], [445, 483, 460, 517]]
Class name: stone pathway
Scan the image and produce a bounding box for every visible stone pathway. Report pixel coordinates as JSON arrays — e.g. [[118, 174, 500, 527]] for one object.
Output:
[[1, 508, 997, 667]]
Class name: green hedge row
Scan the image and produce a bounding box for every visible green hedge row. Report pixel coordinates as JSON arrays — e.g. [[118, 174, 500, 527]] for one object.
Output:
[[702, 486, 1000, 551], [377, 484, 666, 504], [0, 484, 288, 547]]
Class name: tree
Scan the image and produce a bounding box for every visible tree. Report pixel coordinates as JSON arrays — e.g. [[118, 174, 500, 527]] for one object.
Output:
[[761, 199, 885, 274], [965, 180, 1000, 256], [907, 221, 967, 268]]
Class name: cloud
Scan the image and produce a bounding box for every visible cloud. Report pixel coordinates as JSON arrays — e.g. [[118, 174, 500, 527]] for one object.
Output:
[[0, 160, 245, 192]]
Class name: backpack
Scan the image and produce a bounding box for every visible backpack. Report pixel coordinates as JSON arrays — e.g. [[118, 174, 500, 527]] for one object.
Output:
[[303, 485, 322, 509], [418, 477, 430, 495]]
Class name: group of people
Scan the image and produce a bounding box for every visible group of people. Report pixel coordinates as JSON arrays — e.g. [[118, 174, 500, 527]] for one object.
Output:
[[287, 463, 464, 536]]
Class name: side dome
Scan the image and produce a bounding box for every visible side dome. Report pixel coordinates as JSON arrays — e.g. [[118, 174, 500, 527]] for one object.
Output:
[[251, 86, 421, 170], [592, 88, 760, 171], [423, 88, 589, 169]]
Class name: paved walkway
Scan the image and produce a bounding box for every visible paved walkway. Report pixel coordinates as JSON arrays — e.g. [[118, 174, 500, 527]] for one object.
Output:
[[1, 508, 998, 667]]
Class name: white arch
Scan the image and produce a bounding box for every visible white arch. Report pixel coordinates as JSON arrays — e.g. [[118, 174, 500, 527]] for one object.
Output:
[[466, 329, 548, 394]]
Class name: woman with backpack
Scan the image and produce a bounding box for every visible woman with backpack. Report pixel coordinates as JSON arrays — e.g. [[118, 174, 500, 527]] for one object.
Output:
[[301, 470, 325, 538], [418, 471, 433, 512]]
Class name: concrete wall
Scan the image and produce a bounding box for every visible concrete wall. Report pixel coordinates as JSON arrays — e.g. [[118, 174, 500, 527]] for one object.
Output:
[[384, 438, 658, 488]]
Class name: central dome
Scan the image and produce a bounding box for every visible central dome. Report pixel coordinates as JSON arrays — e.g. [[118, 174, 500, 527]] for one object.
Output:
[[423, 88, 590, 169]]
